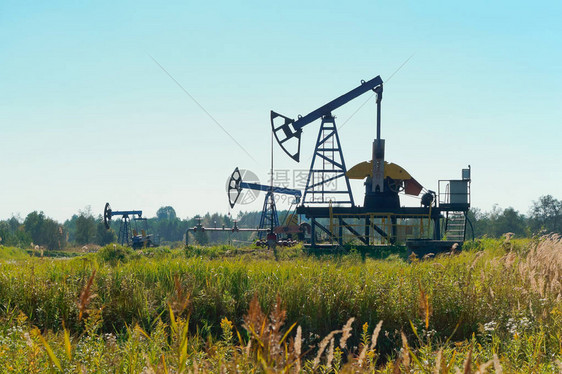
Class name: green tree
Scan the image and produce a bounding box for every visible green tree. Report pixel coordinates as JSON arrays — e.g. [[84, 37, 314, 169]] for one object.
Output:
[[96, 219, 116, 245], [63, 215, 78, 243], [493, 207, 527, 237], [153, 206, 190, 242], [467, 208, 490, 238], [0, 217, 32, 247], [193, 230, 209, 245], [75, 214, 97, 245], [23, 211, 66, 250], [24, 211, 45, 243], [468, 206, 528, 238], [530, 195, 561, 234], [156, 206, 177, 220]]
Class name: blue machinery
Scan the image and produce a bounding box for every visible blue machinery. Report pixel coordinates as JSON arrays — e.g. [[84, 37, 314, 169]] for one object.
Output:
[[271, 76, 471, 251], [103, 202, 155, 249], [227, 167, 302, 238]]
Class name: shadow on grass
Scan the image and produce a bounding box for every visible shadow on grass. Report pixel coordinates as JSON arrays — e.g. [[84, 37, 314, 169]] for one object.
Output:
[[304, 244, 409, 261]]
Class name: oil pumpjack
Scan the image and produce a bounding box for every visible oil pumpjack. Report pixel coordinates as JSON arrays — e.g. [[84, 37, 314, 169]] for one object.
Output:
[[227, 167, 302, 239], [271, 76, 471, 251], [185, 167, 303, 247], [103, 202, 156, 249]]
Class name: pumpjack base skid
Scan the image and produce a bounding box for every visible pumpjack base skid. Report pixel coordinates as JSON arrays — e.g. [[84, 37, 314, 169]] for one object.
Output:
[[297, 204, 470, 248], [296, 204, 469, 218], [298, 205, 439, 218]]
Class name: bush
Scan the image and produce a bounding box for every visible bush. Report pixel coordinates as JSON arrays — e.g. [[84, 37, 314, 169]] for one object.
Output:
[[96, 244, 137, 264], [141, 246, 172, 257], [0, 246, 29, 260]]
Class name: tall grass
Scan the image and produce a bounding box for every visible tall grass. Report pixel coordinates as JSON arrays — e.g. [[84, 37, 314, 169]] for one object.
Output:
[[0, 237, 561, 371]]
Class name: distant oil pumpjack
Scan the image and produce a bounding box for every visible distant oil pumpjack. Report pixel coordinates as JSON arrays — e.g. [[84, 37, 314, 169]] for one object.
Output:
[[103, 202, 156, 249]]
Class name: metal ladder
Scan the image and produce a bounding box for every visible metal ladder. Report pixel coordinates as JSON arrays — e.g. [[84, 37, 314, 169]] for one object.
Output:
[[444, 211, 466, 241]]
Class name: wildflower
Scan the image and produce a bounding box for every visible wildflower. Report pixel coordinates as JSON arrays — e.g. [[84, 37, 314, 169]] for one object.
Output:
[[24, 332, 33, 348], [104, 333, 117, 347], [483, 321, 497, 332], [220, 317, 233, 344]]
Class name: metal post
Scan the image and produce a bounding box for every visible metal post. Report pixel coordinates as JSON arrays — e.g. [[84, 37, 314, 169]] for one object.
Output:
[[311, 218, 316, 246], [391, 216, 397, 244], [433, 217, 441, 240], [365, 216, 370, 245], [338, 217, 343, 245], [375, 85, 383, 140]]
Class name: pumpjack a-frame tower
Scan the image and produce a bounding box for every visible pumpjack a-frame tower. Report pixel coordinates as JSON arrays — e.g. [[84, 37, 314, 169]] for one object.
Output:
[[271, 75, 472, 250]]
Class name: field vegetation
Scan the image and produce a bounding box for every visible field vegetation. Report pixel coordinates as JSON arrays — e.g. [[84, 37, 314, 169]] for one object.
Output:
[[0, 235, 561, 372]]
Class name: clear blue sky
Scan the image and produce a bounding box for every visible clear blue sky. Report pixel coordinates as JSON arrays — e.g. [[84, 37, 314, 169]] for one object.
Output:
[[1, 0, 560, 222]]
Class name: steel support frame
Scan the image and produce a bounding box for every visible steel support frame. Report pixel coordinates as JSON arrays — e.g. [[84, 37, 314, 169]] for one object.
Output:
[[258, 191, 279, 239], [118, 217, 131, 246], [301, 205, 450, 246], [303, 114, 355, 206]]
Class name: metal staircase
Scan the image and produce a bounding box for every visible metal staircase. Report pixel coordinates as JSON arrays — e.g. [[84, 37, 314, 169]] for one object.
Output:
[[444, 211, 466, 241]]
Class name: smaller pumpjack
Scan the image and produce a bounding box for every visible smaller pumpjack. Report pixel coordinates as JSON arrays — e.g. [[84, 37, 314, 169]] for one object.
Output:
[[227, 167, 309, 239], [103, 202, 155, 249]]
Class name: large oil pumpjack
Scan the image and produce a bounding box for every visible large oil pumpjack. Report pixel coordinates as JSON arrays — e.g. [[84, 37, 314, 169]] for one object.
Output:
[[271, 76, 471, 251]]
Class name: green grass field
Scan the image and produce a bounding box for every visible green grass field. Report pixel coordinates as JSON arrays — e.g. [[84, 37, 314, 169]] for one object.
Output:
[[0, 236, 560, 372]]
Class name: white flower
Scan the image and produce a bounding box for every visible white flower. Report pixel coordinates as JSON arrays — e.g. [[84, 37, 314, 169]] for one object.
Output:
[[483, 321, 497, 332]]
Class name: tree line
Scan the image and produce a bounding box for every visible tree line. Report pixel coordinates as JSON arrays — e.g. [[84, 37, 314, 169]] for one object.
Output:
[[467, 195, 561, 238], [0, 206, 256, 250], [0, 195, 559, 250]]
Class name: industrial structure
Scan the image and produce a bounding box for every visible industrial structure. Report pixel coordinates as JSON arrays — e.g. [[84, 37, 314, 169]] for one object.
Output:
[[184, 216, 271, 246], [271, 75, 472, 251], [103, 202, 156, 249], [184, 167, 305, 247], [227, 167, 302, 238]]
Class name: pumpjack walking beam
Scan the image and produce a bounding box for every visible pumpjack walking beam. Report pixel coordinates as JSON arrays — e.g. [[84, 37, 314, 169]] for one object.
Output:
[[271, 76, 383, 162], [271, 76, 383, 207]]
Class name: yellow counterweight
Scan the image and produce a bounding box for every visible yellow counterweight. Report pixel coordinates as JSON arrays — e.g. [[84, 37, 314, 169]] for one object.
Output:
[[346, 161, 424, 196]]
